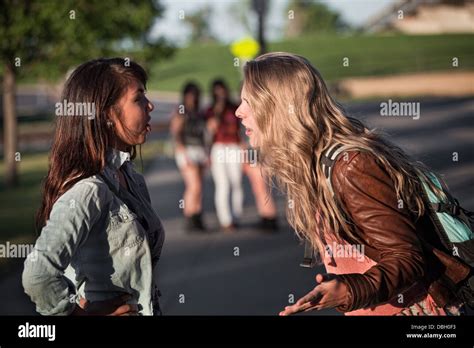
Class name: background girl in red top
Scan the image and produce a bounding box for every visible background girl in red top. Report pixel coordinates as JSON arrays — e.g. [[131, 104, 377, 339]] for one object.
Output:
[[206, 79, 244, 232]]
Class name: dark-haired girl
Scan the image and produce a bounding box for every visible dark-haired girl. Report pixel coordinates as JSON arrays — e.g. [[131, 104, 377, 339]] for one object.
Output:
[[170, 82, 208, 231], [22, 58, 165, 316]]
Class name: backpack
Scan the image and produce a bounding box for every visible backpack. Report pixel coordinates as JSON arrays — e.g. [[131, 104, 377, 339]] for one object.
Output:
[[300, 143, 474, 307]]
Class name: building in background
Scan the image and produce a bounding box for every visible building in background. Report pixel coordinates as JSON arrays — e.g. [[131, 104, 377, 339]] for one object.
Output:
[[364, 0, 474, 34]]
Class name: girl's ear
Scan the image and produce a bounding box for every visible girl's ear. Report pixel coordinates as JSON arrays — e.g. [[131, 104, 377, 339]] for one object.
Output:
[[107, 104, 123, 127], [104, 109, 115, 129], [108, 105, 119, 121]]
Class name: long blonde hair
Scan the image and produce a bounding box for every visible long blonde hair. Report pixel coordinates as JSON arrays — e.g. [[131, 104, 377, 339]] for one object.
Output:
[[243, 52, 443, 253]]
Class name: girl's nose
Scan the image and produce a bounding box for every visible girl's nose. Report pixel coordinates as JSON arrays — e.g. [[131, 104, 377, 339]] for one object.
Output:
[[235, 105, 244, 119], [147, 98, 154, 112]]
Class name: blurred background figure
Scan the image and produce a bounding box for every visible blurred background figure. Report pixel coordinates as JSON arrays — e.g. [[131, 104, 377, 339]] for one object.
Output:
[[236, 81, 278, 232], [170, 82, 208, 232], [243, 156, 278, 232], [206, 79, 243, 232]]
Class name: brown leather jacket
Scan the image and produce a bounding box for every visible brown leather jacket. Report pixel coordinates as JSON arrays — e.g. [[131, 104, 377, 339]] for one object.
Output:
[[329, 151, 470, 312]]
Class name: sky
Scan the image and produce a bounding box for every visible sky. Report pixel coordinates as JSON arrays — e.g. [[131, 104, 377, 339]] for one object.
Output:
[[151, 0, 396, 45]]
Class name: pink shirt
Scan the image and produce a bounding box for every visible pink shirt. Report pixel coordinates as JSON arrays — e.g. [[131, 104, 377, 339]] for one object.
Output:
[[321, 229, 450, 316]]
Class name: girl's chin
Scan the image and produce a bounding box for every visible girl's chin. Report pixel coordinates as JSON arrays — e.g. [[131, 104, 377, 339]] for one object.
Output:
[[131, 135, 147, 146], [248, 137, 258, 148]]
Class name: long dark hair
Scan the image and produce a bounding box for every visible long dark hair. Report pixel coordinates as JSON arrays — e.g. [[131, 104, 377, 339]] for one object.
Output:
[[181, 81, 201, 113], [36, 58, 147, 231], [210, 78, 232, 107]]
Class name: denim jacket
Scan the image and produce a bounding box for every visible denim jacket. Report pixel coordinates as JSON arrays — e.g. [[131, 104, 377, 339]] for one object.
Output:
[[22, 149, 165, 315]]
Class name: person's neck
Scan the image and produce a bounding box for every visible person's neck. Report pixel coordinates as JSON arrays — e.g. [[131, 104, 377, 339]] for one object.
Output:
[[113, 139, 132, 153]]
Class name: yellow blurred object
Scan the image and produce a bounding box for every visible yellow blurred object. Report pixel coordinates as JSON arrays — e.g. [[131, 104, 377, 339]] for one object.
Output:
[[230, 37, 260, 60]]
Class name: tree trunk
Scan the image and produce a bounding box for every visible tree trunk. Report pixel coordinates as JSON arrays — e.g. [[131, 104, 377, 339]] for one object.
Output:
[[257, 8, 266, 54], [3, 62, 18, 187], [253, 0, 267, 55]]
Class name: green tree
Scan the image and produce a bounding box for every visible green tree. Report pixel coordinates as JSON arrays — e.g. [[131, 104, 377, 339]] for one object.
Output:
[[286, 0, 348, 38], [0, 0, 174, 187], [184, 6, 215, 43]]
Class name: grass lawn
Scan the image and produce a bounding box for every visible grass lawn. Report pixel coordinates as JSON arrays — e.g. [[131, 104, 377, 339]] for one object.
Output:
[[148, 33, 474, 93], [0, 139, 167, 273]]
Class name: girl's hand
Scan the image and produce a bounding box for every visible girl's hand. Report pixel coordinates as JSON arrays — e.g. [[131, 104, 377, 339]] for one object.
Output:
[[279, 274, 349, 316], [176, 144, 186, 153], [72, 294, 139, 316], [175, 145, 191, 166]]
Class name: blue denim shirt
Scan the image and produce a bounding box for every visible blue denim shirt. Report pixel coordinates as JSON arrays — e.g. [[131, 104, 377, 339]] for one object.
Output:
[[22, 149, 165, 315]]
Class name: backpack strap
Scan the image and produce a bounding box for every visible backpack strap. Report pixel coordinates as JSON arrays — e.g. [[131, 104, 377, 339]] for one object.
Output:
[[321, 143, 352, 196], [420, 176, 474, 257], [430, 177, 474, 228], [300, 240, 316, 268], [432, 202, 473, 227], [300, 143, 353, 268]]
